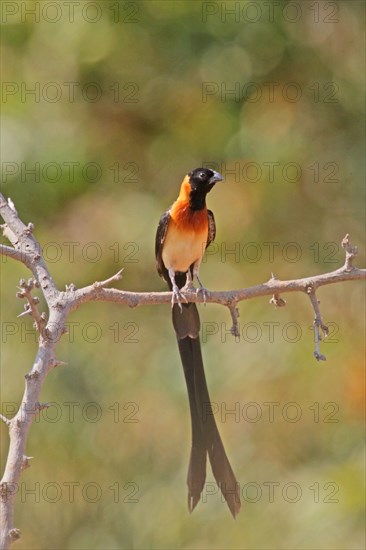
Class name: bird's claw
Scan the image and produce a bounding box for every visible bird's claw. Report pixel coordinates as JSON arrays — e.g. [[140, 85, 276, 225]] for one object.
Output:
[[171, 287, 187, 311], [182, 282, 196, 293], [196, 285, 208, 305]]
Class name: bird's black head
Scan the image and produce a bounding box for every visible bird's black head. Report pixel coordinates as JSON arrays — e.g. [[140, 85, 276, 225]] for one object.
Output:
[[188, 168, 224, 194], [186, 168, 223, 211]]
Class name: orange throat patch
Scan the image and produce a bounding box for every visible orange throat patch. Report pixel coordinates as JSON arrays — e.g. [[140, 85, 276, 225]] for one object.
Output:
[[162, 180, 209, 273], [170, 200, 208, 233], [170, 176, 209, 233]]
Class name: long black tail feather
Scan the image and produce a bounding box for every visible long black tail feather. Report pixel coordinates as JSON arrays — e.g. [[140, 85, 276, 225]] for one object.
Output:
[[173, 302, 241, 518]]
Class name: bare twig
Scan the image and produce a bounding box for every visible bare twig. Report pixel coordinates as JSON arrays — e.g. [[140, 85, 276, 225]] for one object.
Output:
[[306, 285, 329, 361], [92, 268, 124, 289], [16, 279, 46, 336], [0, 191, 365, 550], [227, 300, 240, 338]]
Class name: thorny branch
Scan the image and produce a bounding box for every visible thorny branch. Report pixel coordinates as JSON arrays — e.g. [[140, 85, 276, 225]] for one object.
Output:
[[0, 191, 365, 549]]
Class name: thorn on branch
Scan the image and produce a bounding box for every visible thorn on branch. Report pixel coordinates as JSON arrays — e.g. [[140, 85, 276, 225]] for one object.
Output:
[[49, 359, 68, 368], [7, 197, 17, 214], [341, 233, 358, 270], [24, 222, 34, 235], [269, 293, 286, 307], [21, 455, 34, 471], [17, 305, 32, 318]]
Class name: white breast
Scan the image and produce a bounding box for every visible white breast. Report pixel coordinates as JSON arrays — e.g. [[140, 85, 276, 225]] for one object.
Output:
[[162, 223, 208, 273]]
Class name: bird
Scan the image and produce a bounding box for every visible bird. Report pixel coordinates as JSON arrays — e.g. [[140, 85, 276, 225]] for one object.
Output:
[[155, 167, 241, 518]]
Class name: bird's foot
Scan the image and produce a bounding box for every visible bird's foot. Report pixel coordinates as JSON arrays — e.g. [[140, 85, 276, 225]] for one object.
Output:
[[182, 281, 196, 293], [171, 285, 187, 311], [196, 284, 208, 305]]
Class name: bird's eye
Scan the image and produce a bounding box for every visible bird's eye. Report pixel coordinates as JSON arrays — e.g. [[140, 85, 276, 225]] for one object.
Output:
[[199, 172, 206, 179]]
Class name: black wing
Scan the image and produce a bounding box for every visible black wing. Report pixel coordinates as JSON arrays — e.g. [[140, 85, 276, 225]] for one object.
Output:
[[207, 209, 216, 249], [155, 209, 171, 282]]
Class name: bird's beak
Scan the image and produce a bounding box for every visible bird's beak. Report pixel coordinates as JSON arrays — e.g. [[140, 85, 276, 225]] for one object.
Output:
[[209, 171, 224, 184]]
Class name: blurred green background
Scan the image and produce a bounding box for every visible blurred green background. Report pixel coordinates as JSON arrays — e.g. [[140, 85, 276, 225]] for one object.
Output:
[[1, 1, 365, 548]]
